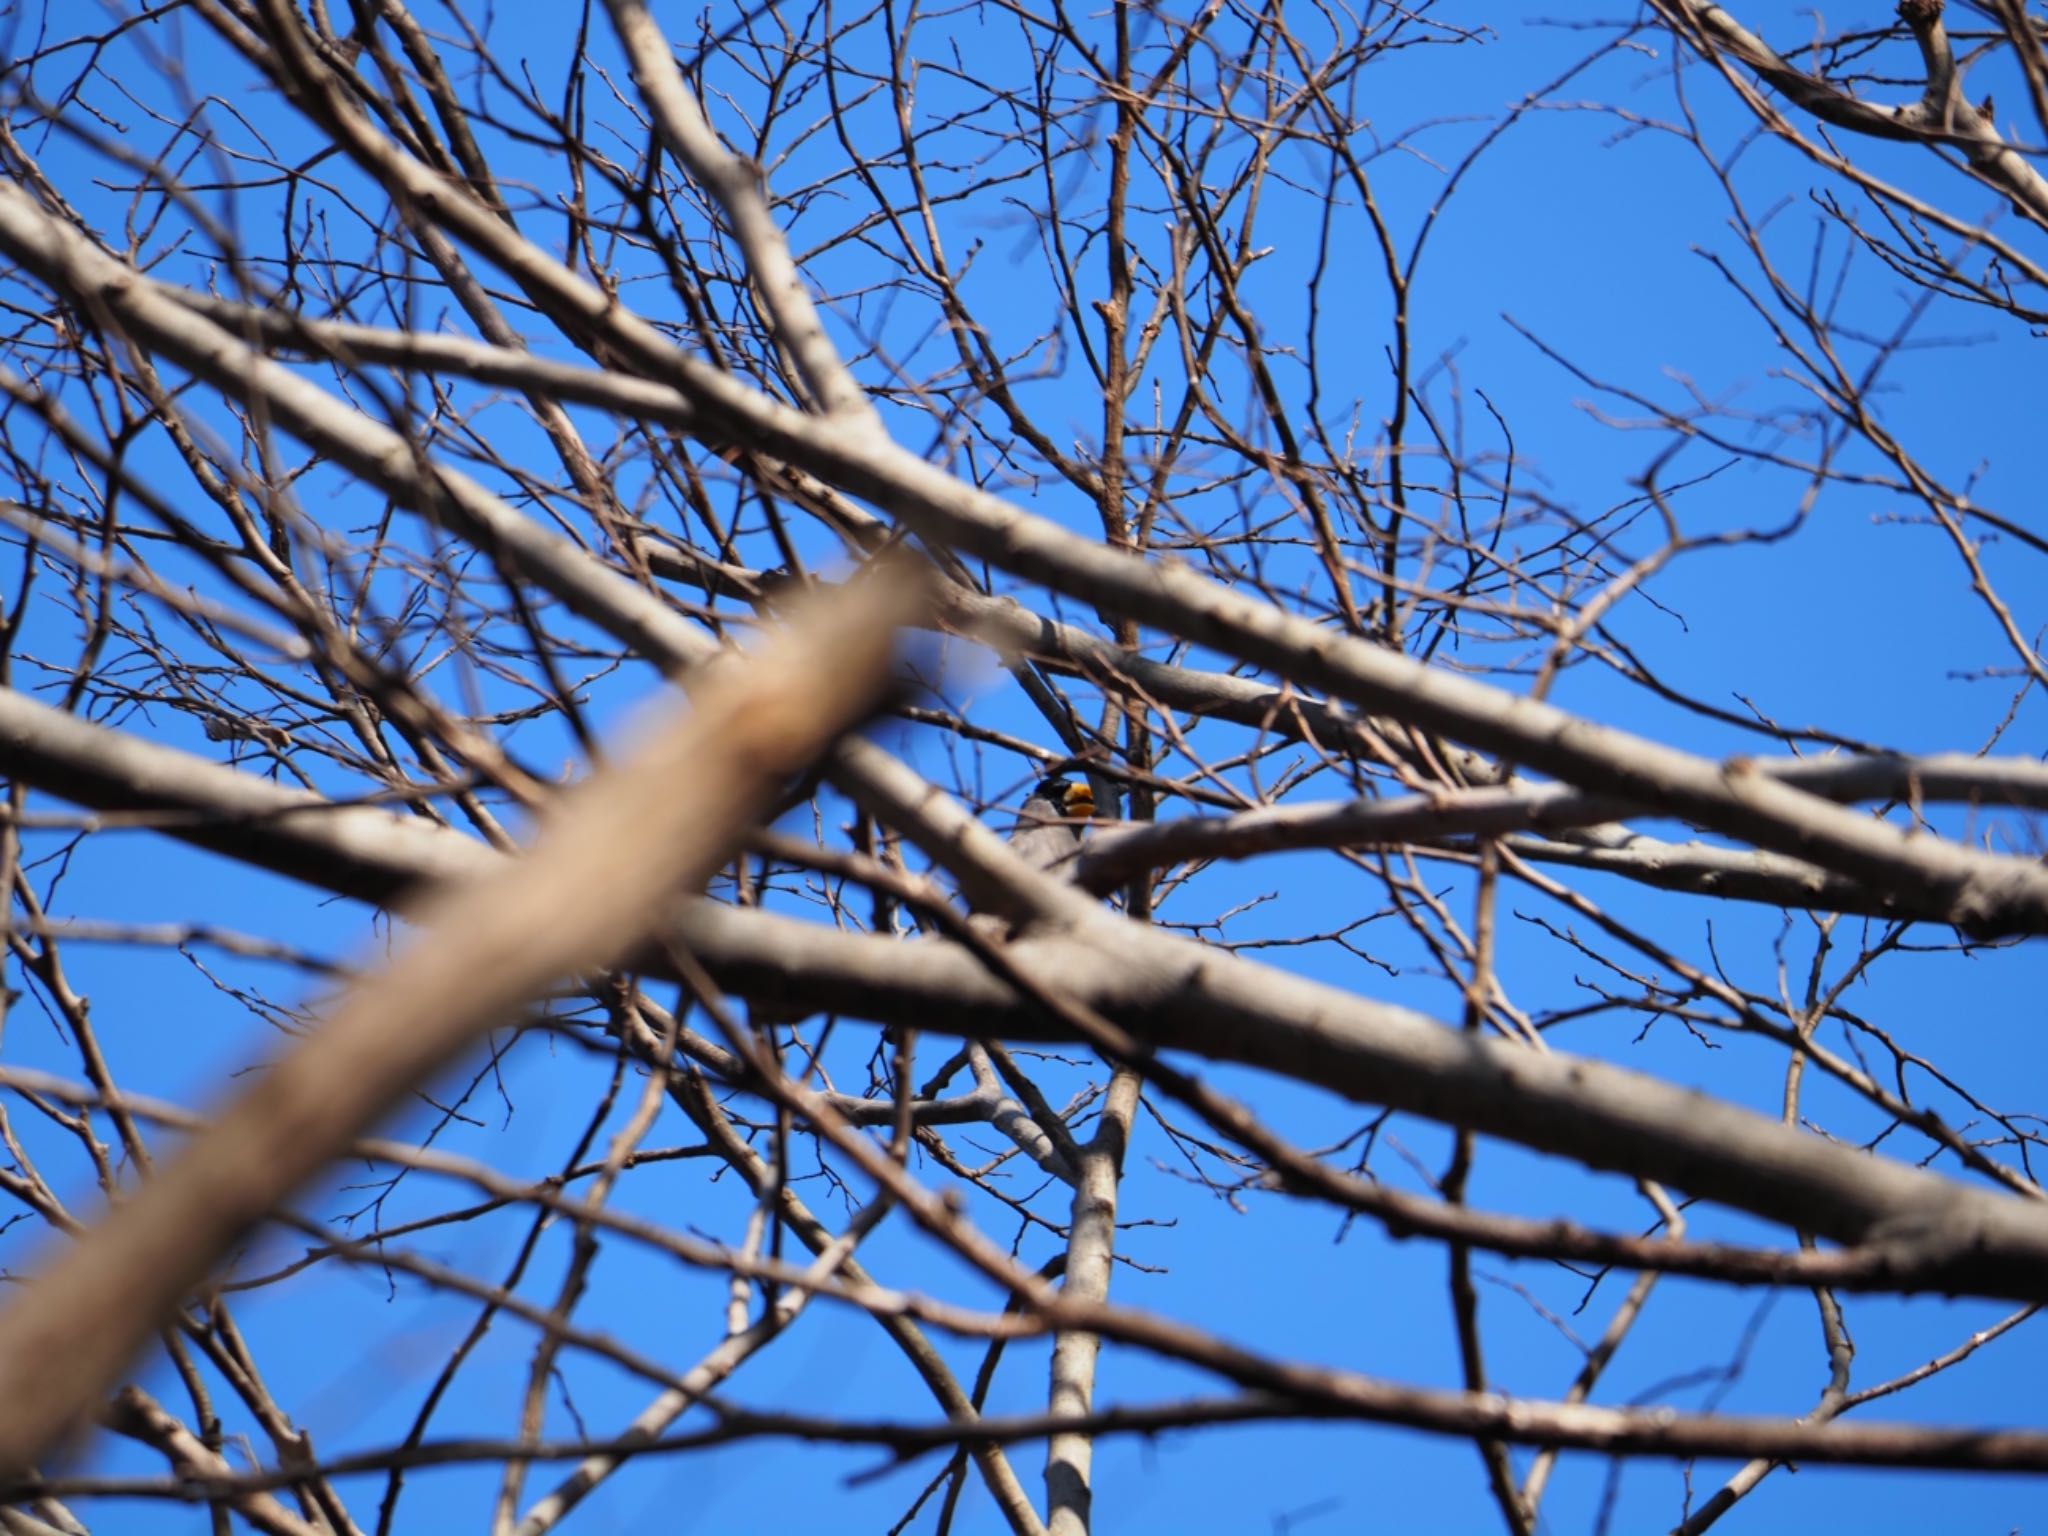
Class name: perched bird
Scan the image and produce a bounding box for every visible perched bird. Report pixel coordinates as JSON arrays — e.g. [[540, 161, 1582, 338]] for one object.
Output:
[[1006, 773, 1095, 873]]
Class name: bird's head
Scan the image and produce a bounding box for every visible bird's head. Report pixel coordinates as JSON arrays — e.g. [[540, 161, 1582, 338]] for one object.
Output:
[[1033, 774, 1095, 820]]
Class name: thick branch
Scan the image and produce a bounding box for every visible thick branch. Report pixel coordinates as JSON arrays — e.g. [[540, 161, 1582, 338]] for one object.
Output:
[[0, 574, 922, 1478], [10, 690, 2048, 1302], [20, 61, 2037, 936], [1658, 0, 2048, 229]]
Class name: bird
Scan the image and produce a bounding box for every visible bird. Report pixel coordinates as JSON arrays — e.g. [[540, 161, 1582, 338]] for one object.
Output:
[[1006, 773, 1095, 874]]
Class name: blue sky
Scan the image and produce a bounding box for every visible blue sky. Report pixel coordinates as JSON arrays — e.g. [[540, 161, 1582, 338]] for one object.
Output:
[[6, 2, 2048, 1532]]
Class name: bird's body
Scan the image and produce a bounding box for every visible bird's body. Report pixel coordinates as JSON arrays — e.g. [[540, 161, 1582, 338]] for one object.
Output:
[[1006, 773, 1094, 873]]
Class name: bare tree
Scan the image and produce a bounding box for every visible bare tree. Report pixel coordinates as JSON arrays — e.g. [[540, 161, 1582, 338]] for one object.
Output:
[[0, 1, 2045, 1531]]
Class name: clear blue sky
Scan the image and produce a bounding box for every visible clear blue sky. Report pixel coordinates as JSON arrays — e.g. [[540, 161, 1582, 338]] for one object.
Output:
[[8, 2, 2048, 1532]]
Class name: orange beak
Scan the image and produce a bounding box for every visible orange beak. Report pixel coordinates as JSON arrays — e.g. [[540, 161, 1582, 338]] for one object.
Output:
[[1066, 784, 1095, 820]]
